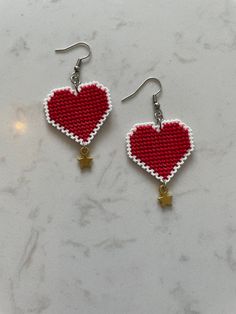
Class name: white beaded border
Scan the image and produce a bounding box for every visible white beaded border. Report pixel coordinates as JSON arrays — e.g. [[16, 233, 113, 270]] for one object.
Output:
[[43, 81, 112, 146], [126, 119, 194, 184]]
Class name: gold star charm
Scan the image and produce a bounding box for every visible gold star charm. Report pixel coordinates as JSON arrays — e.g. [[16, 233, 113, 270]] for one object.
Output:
[[158, 184, 172, 207], [78, 146, 93, 169]]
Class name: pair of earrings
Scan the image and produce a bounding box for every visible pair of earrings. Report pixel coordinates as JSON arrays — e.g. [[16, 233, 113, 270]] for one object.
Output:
[[44, 41, 194, 207]]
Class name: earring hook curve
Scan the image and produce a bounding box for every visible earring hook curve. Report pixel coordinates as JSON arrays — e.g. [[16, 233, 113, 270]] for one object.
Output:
[[121, 77, 162, 103], [55, 41, 92, 89], [55, 41, 92, 62], [122, 77, 164, 127]]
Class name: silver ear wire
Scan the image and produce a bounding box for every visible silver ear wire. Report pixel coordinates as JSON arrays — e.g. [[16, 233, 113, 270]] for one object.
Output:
[[55, 41, 92, 90], [122, 77, 164, 127], [122, 77, 162, 102]]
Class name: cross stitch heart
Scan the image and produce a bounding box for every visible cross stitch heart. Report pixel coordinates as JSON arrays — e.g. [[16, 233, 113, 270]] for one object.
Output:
[[44, 81, 112, 145], [127, 120, 194, 183]]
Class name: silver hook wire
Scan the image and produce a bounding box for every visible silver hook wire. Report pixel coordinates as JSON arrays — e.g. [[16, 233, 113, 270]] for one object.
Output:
[[121, 77, 164, 126], [55, 41, 92, 89], [55, 41, 91, 61], [121, 77, 162, 103]]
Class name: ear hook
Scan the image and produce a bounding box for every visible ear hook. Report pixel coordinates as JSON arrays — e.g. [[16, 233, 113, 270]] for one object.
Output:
[[121, 77, 162, 103], [122, 77, 164, 127], [55, 41, 92, 89], [55, 41, 91, 61]]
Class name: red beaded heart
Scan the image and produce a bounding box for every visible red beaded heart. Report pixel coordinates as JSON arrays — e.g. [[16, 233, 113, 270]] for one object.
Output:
[[127, 120, 194, 183], [44, 81, 112, 145]]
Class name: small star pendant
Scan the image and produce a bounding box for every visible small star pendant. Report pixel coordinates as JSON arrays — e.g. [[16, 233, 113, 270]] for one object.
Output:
[[78, 146, 93, 169], [158, 184, 172, 208]]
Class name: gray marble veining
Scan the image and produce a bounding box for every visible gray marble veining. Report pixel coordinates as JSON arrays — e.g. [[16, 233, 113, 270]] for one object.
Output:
[[0, 0, 236, 313]]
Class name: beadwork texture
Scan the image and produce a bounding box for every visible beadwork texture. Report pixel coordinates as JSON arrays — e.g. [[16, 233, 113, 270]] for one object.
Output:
[[126, 120, 194, 183], [44, 81, 112, 146]]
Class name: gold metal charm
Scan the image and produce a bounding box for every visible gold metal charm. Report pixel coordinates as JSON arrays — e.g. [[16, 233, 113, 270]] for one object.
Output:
[[78, 146, 93, 169], [158, 184, 172, 207]]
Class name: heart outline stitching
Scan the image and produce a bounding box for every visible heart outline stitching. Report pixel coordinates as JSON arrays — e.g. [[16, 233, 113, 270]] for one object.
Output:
[[44, 81, 112, 146], [126, 119, 194, 183]]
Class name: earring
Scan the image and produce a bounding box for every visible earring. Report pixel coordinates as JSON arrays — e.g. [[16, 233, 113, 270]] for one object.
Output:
[[122, 77, 194, 207], [43, 42, 112, 168]]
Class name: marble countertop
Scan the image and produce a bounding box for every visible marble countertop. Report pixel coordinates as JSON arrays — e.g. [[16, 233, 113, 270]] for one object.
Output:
[[1, 0, 236, 313]]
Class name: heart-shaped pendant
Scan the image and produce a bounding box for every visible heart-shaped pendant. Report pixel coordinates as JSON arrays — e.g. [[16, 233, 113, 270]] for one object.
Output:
[[126, 120, 194, 183], [122, 77, 195, 206], [44, 81, 112, 146]]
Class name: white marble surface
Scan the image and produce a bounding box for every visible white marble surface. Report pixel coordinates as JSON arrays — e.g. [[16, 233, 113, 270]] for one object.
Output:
[[0, 0, 236, 313]]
